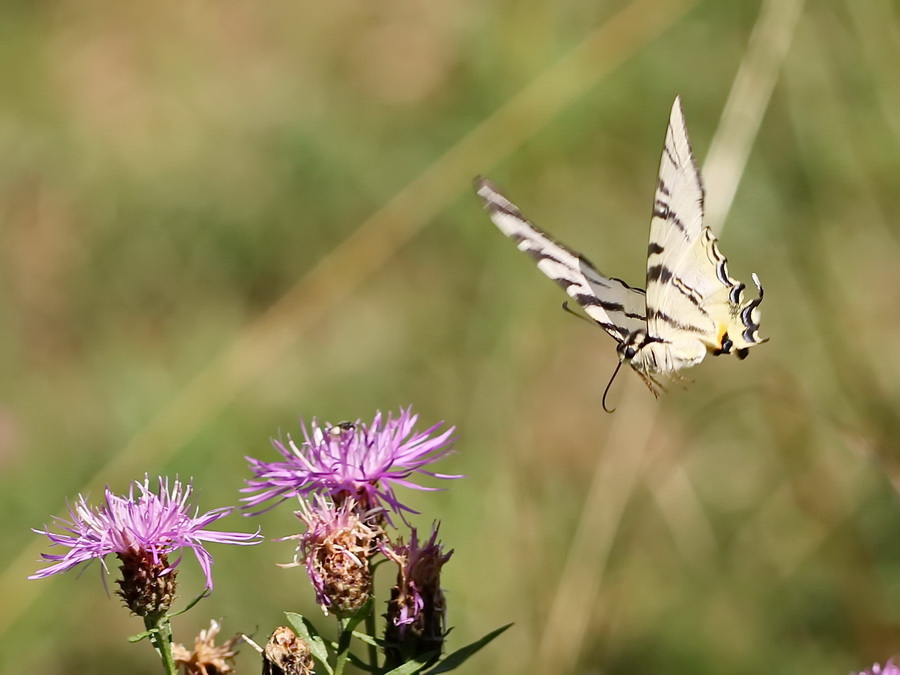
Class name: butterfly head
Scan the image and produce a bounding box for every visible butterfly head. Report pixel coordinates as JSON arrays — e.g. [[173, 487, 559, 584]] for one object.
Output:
[[617, 329, 653, 364], [605, 330, 668, 405]]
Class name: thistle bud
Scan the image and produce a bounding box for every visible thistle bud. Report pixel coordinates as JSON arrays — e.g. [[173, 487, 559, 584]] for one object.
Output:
[[382, 526, 453, 668], [291, 497, 380, 616], [116, 549, 177, 619]]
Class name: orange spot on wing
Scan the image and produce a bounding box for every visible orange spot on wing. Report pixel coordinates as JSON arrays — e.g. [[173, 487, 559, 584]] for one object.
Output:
[[716, 324, 728, 348]]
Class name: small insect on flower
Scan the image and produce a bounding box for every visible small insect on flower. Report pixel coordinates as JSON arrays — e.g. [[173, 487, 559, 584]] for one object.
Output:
[[30, 476, 262, 614], [242, 407, 460, 517], [327, 421, 355, 438]]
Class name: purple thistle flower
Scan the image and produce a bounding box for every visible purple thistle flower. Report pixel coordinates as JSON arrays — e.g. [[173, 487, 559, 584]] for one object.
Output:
[[30, 477, 262, 590], [242, 407, 459, 517], [854, 661, 900, 675]]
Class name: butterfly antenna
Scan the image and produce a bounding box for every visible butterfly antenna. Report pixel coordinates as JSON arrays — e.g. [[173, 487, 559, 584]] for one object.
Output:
[[561, 301, 594, 326], [602, 359, 624, 414]]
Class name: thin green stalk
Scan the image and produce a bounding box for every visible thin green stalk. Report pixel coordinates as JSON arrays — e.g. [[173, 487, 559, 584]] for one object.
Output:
[[333, 618, 354, 675], [365, 608, 379, 672], [144, 614, 176, 675]]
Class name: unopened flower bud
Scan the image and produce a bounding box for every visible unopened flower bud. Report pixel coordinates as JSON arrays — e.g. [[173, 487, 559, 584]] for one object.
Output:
[[289, 497, 380, 616], [116, 549, 177, 618], [382, 526, 452, 668]]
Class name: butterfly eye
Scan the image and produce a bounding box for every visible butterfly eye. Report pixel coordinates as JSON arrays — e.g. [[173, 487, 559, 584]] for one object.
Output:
[[623, 346, 637, 360]]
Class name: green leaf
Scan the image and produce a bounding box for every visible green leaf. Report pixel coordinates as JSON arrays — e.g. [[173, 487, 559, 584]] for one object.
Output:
[[285, 612, 333, 675], [425, 624, 513, 674], [167, 589, 209, 618], [382, 652, 439, 675], [127, 630, 152, 643], [350, 631, 381, 648]]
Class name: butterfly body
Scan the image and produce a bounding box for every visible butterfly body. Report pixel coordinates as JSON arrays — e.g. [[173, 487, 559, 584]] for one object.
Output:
[[474, 97, 766, 397]]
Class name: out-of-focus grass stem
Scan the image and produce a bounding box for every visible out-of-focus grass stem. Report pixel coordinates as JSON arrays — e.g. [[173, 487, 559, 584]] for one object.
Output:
[[703, 0, 806, 235]]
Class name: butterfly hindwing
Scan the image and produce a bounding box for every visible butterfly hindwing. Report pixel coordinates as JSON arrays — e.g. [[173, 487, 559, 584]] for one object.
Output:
[[646, 97, 765, 360], [474, 177, 647, 343]]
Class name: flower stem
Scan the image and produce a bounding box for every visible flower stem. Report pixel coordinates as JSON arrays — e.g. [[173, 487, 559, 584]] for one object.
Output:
[[144, 613, 177, 675], [333, 621, 352, 675], [365, 608, 379, 671]]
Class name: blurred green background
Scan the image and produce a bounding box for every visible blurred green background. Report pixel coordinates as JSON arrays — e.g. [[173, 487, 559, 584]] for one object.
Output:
[[3, 0, 900, 672]]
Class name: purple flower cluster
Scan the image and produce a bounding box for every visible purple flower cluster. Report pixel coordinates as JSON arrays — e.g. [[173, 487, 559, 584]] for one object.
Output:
[[250, 406, 458, 640], [30, 406, 460, 670]]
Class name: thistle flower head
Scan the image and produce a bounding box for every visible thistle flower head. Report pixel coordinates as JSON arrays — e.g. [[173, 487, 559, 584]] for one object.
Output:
[[172, 619, 241, 675], [30, 477, 262, 597], [854, 661, 900, 675], [285, 496, 381, 616], [242, 407, 458, 517], [382, 525, 453, 665]]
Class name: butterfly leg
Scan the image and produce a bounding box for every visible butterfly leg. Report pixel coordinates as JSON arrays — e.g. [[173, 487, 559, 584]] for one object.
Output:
[[634, 369, 666, 398]]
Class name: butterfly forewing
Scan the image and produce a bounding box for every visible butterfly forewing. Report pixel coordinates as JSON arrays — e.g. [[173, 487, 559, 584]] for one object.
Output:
[[474, 178, 647, 343]]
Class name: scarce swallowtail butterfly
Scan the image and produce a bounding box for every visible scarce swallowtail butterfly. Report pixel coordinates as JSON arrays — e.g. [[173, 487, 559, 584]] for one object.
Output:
[[474, 97, 766, 408]]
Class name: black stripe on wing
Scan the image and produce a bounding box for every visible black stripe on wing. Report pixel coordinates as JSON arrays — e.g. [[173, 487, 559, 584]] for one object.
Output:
[[740, 273, 766, 344], [647, 263, 707, 311], [647, 308, 707, 335], [703, 231, 767, 346]]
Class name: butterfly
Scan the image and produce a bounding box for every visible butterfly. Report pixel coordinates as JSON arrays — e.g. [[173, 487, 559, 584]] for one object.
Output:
[[474, 97, 766, 410]]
